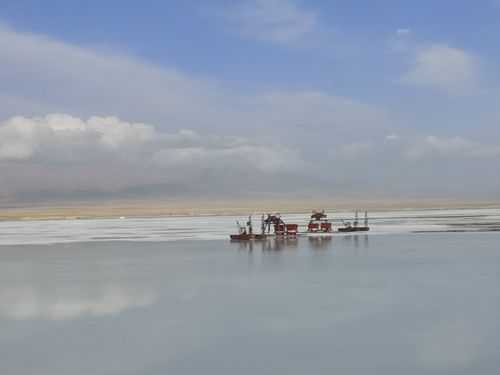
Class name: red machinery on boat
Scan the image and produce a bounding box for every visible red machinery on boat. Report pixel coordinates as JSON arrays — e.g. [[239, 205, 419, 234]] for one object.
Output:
[[275, 223, 299, 235], [262, 213, 298, 236], [307, 210, 333, 233]]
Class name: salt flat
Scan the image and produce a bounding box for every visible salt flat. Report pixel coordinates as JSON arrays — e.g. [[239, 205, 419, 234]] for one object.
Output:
[[0, 207, 499, 245]]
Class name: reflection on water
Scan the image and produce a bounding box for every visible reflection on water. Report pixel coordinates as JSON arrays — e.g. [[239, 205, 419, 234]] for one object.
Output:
[[232, 236, 300, 252], [0, 235, 499, 375], [0, 285, 156, 320], [0, 243, 159, 322], [308, 236, 333, 249], [232, 235, 370, 252], [342, 234, 370, 249]]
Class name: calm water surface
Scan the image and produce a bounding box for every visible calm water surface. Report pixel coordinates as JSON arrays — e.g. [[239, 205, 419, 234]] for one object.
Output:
[[0, 233, 499, 374]]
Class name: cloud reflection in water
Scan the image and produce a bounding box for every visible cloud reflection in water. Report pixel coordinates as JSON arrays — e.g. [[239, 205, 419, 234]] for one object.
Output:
[[0, 285, 156, 320]]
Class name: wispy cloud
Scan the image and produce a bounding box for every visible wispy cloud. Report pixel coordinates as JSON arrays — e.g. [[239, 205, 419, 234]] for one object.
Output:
[[327, 135, 500, 162], [400, 44, 480, 95], [405, 135, 500, 160], [224, 0, 323, 46], [396, 28, 411, 36], [329, 141, 374, 160]]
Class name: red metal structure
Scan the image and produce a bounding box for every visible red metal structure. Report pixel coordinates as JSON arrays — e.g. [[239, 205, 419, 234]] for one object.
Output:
[[285, 224, 298, 235], [275, 223, 286, 235], [307, 210, 332, 233]]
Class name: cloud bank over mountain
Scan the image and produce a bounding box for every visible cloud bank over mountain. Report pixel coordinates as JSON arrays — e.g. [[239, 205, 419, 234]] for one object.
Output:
[[1, 7, 500, 203], [1, 113, 498, 202]]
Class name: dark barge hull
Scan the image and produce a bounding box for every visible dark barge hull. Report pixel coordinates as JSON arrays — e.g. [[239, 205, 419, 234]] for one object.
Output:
[[337, 227, 370, 233], [230, 234, 268, 241]]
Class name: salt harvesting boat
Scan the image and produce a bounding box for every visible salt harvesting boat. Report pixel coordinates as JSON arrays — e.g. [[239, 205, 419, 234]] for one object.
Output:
[[230, 216, 268, 240], [230, 210, 370, 240]]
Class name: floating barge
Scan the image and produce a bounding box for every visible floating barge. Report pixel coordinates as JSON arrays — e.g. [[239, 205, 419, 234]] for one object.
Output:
[[230, 210, 370, 240]]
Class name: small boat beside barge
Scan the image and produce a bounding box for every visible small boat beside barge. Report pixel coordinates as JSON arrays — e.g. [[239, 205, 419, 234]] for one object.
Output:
[[338, 211, 370, 232]]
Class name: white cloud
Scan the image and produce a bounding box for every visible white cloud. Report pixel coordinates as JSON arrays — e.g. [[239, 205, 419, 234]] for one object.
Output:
[[405, 135, 500, 160], [2, 114, 499, 199], [323, 134, 500, 165], [0, 114, 309, 199], [401, 44, 480, 95], [0, 114, 156, 161], [225, 0, 321, 45], [385, 133, 400, 141], [328, 135, 500, 161], [152, 144, 301, 173], [396, 28, 411, 36], [330, 141, 374, 160], [0, 114, 301, 171]]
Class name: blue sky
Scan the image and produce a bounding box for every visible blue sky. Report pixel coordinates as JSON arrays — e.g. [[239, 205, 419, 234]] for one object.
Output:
[[0, 0, 500, 201], [3, 0, 499, 91], [0, 1, 497, 98]]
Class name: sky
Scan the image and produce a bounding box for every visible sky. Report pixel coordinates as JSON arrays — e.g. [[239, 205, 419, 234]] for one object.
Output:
[[1, 0, 500, 203]]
